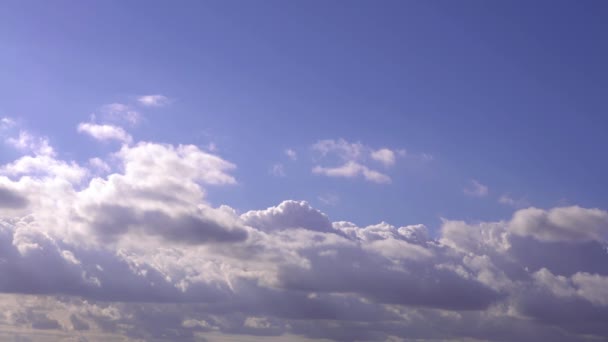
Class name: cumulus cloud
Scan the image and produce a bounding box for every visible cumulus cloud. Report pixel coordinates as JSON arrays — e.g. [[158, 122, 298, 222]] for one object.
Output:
[[311, 139, 402, 184], [464, 179, 489, 197], [1, 127, 608, 341], [137, 95, 170, 107], [370, 148, 396, 166], [77, 123, 132, 144]]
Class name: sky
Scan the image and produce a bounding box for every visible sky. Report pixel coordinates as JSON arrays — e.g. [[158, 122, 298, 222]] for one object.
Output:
[[0, 1, 608, 341]]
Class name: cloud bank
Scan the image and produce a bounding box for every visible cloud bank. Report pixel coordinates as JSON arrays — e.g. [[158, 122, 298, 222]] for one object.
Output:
[[0, 128, 607, 341]]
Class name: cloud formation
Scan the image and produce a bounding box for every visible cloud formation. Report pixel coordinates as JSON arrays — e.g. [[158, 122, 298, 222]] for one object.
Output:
[[137, 94, 170, 107], [77, 123, 132, 143], [311, 139, 402, 184], [0, 129, 607, 342]]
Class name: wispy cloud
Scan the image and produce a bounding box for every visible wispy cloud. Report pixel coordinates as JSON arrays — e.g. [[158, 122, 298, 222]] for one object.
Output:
[[101, 103, 141, 124], [270, 163, 286, 177], [499, 194, 529, 208], [318, 193, 340, 206], [464, 179, 489, 197], [137, 94, 170, 107], [313, 161, 391, 184], [6, 130, 55, 156]]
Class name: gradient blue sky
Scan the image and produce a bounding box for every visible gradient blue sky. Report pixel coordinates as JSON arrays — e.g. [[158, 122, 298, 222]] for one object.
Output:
[[2, 2, 608, 341], [3, 0, 607, 230]]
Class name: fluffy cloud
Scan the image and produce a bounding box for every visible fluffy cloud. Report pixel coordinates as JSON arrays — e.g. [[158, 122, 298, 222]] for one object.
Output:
[[311, 139, 402, 184], [77, 123, 132, 143], [0, 130, 607, 341]]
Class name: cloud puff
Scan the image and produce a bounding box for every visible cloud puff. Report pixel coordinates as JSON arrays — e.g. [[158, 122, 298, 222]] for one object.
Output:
[[370, 148, 397, 166], [284, 149, 297, 161], [137, 95, 170, 107], [311, 139, 402, 184], [77, 123, 132, 143], [313, 161, 391, 184], [1, 129, 608, 341]]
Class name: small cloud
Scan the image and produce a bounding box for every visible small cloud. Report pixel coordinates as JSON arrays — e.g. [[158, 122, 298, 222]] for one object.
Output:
[[137, 94, 170, 107], [318, 193, 340, 206], [464, 179, 488, 197], [285, 148, 297, 161], [313, 161, 391, 184], [499, 194, 529, 208], [77, 122, 132, 143], [270, 163, 286, 177], [206, 142, 218, 152], [101, 103, 141, 124], [370, 148, 396, 167], [1, 117, 16, 130]]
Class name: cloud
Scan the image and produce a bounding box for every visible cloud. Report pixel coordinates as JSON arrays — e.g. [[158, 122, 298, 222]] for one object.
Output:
[[464, 179, 489, 197], [370, 148, 396, 166], [270, 163, 285, 177], [77, 123, 132, 144], [6, 131, 54, 156], [1, 117, 16, 130], [0, 186, 28, 209], [313, 162, 391, 184], [317, 193, 339, 206], [284, 149, 297, 161], [1, 125, 608, 341], [509, 206, 608, 242], [100, 103, 141, 124], [499, 194, 529, 208], [311, 139, 401, 184], [137, 95, 170, 107]]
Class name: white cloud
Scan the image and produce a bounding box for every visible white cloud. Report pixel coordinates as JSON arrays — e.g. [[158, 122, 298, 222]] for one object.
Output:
[[0, 117, 15, 130], [370, 148, 396, 166], [101, 103, 141, 124], [311, 139, 400, 184], [313, 161, 391, 184], [270, 163, 286, 177], [509, 206, 608, 242], [318, 193, 339, 206], [285, 148, 297, 161], [499, 194, 529, 208], [137, 94, 170, 107], [77, 122, 132, 143], [312, 139, 365, 161], [6, 131, 55, 156], [464, 179, 488, 197]]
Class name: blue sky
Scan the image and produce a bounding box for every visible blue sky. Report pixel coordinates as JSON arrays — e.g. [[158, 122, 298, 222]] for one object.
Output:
[[2, 0, 607, 229], [1, 2, 608, 341]]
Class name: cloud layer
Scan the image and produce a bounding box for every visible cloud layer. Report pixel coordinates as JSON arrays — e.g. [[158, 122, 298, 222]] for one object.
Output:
[[0, 128, 607, 341]]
